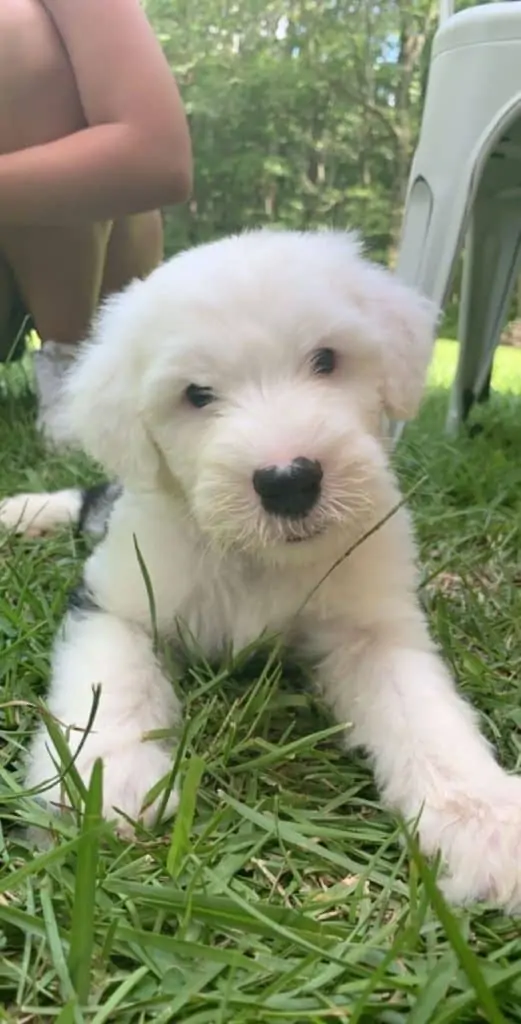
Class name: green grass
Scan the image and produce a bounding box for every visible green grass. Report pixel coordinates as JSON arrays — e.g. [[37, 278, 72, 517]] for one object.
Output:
[[1, 340, 521, 1022]]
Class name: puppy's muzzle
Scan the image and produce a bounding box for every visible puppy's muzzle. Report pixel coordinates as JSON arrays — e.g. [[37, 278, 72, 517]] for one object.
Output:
[[252, 458, 323, 518]]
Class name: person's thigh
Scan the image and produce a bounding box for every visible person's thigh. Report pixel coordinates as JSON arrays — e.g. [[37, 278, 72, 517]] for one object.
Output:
[[4, 209, 166, 345], [0, 223, 112, 345], [0, 0, 111, 345]]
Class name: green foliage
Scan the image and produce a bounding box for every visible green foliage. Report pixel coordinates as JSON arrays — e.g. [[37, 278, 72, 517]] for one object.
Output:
[[144, 0, 440, 263], [140, 0, 494, 331]]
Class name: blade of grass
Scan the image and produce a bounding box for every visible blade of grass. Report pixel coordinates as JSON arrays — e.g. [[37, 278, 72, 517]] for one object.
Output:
[[167, 753, 205, 878], [133, 534, 159, 653], [227, 723, 346, 773], [40, 877, 83, 1022], [0, 829, 105, 896], [90, 966, 149, 1024], [407, 950, 458, 1024], [68, 758, 103, 1004], [405, 828, 507, 1024], [103, 880, 348, 945]]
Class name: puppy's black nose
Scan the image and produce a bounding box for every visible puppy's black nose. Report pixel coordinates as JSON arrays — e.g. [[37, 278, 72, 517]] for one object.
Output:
[[253, 458, 323, 518]]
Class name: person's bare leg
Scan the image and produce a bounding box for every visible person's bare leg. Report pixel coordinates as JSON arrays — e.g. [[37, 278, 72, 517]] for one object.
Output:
[[0, 221, 114, 440], [0, 0, 112, 347], [0, 0, 111, 441], [0, 3, 152, 446], [101, 211, 164, 299], [5, 211, 165, 352], [0, 255, 25, 363], [15, 211, 165, 436]]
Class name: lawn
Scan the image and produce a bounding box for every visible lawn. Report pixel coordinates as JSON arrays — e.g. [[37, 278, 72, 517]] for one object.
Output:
[[0, 339, 521, 1023]]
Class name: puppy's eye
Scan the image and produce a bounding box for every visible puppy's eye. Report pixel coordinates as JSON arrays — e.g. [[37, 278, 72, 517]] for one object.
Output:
[[311, 347, 337, 376], [185, 384, 215, 408]]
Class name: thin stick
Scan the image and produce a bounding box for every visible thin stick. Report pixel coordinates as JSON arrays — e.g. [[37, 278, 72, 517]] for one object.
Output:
[[296, 474, 427, 616]]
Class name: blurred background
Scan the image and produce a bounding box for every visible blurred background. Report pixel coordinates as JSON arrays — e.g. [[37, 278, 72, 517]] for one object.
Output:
[[145, 0, 521, 344]]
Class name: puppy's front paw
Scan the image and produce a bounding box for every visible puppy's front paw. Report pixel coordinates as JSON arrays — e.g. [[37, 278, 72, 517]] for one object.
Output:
[[0, 490, 80, 537], [27, 732, 179, 837], [95, 742, 180, 837], [419, 778, 521, 911]]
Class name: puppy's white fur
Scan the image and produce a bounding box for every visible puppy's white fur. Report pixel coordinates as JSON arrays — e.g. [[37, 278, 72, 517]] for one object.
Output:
[[6, 229, 521, 909]]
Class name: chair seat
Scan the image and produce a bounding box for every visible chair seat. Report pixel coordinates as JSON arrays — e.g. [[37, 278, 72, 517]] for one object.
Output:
[[434, 2, 521, 55]]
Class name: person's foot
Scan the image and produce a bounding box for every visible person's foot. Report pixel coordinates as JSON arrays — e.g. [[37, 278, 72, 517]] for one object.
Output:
[[32, 341, 77, 448]]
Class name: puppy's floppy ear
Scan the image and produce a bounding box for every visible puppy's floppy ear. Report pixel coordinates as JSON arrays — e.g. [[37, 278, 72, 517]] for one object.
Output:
[[317, 230, 438, 420], [57, 278, 160, 485], [368, 267, 439, 420]]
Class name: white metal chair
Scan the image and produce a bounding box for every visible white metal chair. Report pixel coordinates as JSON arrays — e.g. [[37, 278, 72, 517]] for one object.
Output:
[[393, 0, 521, 438]]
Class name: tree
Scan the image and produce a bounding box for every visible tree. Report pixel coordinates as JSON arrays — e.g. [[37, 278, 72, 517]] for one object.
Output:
[[144, 0, 439, 264]]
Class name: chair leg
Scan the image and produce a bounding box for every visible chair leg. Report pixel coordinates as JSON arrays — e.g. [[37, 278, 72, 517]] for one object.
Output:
[[445, 191, 521, 434], [477, 368, 493, 405], [390, 178, 471, 443], [396, 178, 467, 308]]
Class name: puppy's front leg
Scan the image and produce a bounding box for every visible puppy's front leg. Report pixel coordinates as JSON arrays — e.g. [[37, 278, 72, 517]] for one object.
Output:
[[316, 622, 521, 910], [26, 608, 181, 835]]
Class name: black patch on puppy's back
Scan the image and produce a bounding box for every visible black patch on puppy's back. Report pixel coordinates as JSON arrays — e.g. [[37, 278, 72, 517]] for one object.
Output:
[[77, 481, 123, 540], [67, 580, 102, 616]]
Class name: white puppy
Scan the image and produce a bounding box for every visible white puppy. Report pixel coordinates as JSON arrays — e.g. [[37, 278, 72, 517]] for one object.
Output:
[[3, 229, 521, 910]]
